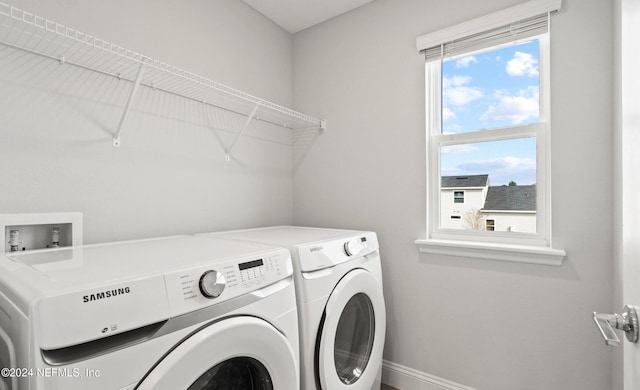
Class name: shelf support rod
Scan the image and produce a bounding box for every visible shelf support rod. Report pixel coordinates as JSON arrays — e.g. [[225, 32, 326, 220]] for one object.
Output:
[[225, 103, 260, 161], [113, 62, 146, 147]]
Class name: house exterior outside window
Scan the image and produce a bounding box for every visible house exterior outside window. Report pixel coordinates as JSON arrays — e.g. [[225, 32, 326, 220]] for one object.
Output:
[[440, 175, 488, 229], [440, 174, 536, 233], [481, 185, 536, 232]]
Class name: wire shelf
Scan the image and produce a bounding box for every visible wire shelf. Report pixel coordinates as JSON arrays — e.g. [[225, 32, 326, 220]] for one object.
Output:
[[0, 2, 325, 155]]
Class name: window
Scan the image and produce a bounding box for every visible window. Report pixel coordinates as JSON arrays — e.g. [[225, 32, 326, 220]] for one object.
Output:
[[486, 219, 495, 231], [414, 0, 566, 265], [427, 31, 547, 243]]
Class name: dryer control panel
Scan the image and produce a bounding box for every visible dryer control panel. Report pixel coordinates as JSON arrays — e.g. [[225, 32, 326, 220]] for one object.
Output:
[[164, 249, 291, 317], [296, 231, 379, 272]]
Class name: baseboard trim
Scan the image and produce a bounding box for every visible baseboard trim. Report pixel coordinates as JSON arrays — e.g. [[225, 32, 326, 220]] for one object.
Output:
[[381, 360, 477, 390]]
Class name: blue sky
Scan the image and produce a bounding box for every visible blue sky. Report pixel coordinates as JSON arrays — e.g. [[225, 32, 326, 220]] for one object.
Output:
[[440, 40, 539, 186]]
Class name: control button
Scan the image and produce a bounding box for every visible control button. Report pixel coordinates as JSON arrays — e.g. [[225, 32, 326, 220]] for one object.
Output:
[[344, 240, 364, 256], [199, 270, 226, 299]]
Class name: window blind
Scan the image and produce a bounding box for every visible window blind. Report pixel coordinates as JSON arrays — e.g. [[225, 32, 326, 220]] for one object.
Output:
[[416, 0, 562, 62], [422, 13, 549, 62]]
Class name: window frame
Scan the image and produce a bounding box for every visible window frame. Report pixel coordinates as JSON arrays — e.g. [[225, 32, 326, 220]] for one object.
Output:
[[427, 35, 550, 247], [486, 219, 495, 231], [414, 0, 566, 266]]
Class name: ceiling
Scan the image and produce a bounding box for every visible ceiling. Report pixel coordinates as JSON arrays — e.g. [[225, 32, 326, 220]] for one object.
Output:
[[242, 0, 376, 34]]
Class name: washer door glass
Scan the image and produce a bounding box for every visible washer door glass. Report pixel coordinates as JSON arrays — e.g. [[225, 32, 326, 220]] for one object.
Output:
[[136, 316, 298, 390], [188, 357, 273, 390], [334, 293, 375, 384]]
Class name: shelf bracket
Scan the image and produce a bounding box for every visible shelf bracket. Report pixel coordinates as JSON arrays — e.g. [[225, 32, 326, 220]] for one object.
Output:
[[224, 103, 260, 161], [113, 62, 146, 147]]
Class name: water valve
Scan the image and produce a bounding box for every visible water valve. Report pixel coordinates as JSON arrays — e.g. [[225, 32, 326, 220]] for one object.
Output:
[[8, 230, 20, 252]]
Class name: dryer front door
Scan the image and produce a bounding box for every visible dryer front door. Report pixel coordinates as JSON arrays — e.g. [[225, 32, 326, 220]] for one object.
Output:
[[317, 269, 386, 390], [136, 316, 298, 390]]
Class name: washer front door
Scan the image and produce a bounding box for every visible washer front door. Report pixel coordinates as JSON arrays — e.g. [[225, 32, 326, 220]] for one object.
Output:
[[317, 269, 386, 390], [136, 316, 298, 390]]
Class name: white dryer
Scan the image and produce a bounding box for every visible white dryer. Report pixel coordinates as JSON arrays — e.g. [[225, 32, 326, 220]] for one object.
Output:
[[200, 226, 386, 390], [0, 235, 299, 390]]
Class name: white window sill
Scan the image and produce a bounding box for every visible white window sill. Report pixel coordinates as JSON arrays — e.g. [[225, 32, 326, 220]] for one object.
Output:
[[415, 239, 566, 266]]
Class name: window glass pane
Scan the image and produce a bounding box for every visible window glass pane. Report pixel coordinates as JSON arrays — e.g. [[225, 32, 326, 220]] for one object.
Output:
[[334, 293, 375, 385], [442, 40, 540, 134], [486, 219, 495, 231], [440, 137, 536, 233]]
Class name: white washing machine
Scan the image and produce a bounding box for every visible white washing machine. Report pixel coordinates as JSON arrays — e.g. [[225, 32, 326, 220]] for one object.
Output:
[[0, 235, 299, 390], [199, 226, 386, 390]]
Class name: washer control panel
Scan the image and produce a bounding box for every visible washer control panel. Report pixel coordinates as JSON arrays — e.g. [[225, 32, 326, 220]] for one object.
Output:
[[164, 249, 291, 317]]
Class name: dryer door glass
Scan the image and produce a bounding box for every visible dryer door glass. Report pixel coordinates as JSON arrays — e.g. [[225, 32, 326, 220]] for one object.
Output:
[[188, 357, 273, 390], [334, 293, 375, 384], [317, 268, 386, 390]]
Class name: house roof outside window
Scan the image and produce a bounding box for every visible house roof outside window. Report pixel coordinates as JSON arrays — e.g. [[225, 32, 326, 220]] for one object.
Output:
[[482, 185, 536, 211], [441, 174, 536, 212], [441, 175, 489, 188]]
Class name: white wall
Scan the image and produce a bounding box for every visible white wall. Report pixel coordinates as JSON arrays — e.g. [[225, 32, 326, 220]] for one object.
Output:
[[293, 0, 615, 389], [0, 0, 295, 244]]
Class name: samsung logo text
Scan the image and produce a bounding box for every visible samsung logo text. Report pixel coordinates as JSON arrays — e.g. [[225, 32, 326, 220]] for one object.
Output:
[[83, 287, 131, 303]]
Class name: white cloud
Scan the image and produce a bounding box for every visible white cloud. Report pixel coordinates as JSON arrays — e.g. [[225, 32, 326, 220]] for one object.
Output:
[[458, 156, 536, 184], [443, 76, 483, 106], [506, 52, 539, 77], [443, 75, 471, 88], [460, 157, 535, 171], [442, 144, 480, 154], [446, 86, 483, 106], [480, 87, 539, 124], [455, 56, 478, 69], [441, 168, 462, 177], [442, 107, 456, 121]]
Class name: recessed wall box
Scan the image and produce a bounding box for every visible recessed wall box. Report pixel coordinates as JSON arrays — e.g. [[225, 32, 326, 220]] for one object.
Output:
[[1, 213, 83, 253]]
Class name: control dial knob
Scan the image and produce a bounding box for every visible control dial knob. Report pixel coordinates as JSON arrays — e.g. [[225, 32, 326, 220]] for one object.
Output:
[[199, 270, 226, 299], [344, 240, 364, 257]]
